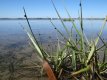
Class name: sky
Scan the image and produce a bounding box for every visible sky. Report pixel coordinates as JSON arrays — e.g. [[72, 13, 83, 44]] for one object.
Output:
[[0, 0, 107, 18]]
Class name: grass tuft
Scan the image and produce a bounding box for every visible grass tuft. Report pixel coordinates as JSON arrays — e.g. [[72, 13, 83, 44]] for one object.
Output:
[[23, 1, 107, 80]]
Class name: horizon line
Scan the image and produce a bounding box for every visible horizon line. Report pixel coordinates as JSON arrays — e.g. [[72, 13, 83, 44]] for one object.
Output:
[[0, 17, 106, 20]]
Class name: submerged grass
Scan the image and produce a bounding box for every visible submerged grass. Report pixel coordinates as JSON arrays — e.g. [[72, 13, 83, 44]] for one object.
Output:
[[23, 0, 107, 80]]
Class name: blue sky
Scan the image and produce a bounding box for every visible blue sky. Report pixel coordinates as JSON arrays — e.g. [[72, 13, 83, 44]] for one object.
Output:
[[0, 0, 107, 18]]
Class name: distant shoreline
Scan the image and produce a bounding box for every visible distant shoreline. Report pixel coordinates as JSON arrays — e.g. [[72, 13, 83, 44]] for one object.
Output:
[[0, 18, 105, 20]]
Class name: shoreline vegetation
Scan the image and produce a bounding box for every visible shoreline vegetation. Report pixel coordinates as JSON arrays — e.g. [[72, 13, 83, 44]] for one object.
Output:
[[22, 0, 107, 78], [0, 18, 106, 20], [21, 0, 107, 79]]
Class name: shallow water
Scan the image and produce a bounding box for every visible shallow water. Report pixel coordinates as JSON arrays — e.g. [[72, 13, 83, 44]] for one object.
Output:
[[0, 20, 107, 45], [0, 20, 107, 80]]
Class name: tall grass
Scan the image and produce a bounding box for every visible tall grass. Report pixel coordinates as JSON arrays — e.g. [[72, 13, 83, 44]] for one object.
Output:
[[23, 0, 107, 80]]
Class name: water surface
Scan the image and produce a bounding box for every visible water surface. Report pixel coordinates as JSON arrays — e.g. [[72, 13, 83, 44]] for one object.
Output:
[[0, 20, 107, 44], [0, 20, 107, 80]]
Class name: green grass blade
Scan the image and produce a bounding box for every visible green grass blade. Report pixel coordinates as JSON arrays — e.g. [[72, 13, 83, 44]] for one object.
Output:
[[24, 28, 44, 60], [50, 20, 79, 51], [72, 51, 76, 70], [95, 17, 107, 46], [80, 0, 83, 32], [86, 16, 107, 64], [62, 0, 81, 37], [23, 8, 45, 60], [51, 0, 70, 37], [71, 65, 90, 76]]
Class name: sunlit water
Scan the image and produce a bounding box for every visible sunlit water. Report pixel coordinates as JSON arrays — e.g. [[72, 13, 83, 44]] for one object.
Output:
[[0, 20, 107, 45], [0, 20, 107, 80], [0, 20, 107, 59]]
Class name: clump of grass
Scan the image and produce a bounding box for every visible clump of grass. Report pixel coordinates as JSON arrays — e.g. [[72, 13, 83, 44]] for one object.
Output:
[[23, 0, 107, 80]]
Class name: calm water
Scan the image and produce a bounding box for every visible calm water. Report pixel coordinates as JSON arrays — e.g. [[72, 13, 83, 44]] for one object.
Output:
[[0, 20, 107, 45], [0, 20, 107, 80], [0, 20, 107, 56]]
